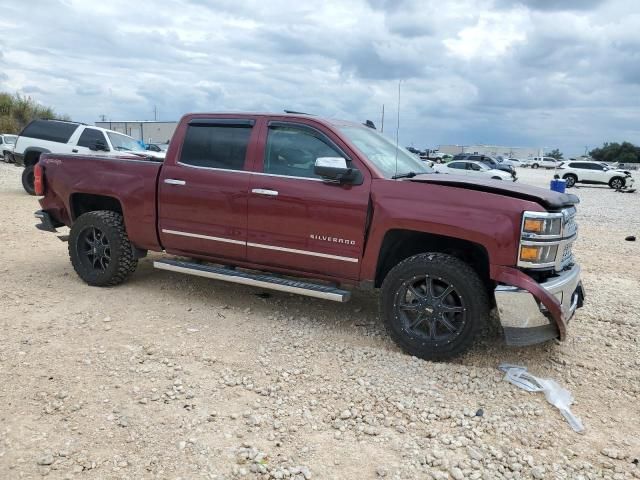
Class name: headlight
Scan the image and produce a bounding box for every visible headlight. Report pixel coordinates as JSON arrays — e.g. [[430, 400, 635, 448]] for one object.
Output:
[[522, 215, 562, 237], [518, 210, 576, 270]]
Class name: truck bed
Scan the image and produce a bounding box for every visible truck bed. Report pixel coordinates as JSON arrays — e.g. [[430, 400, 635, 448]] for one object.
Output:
[[38, 153, 163, 251]]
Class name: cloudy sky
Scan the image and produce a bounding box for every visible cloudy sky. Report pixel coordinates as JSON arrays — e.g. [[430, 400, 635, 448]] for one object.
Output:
[[1, 0, 639, 155]]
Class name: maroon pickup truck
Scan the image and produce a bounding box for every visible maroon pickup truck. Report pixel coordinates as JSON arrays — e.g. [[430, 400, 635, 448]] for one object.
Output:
[[34, 112, 584, 360]]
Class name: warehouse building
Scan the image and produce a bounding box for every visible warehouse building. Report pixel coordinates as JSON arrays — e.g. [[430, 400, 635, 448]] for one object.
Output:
[[95, 120, 178, 144], [438, 144, 542, 159]]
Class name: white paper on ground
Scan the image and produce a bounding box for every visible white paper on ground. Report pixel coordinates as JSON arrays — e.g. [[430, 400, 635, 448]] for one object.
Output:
[[498, 363, 584, 433]]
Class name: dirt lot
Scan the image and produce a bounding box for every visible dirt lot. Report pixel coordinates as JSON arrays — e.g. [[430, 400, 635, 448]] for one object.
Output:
[[0, 162, 638, 480]]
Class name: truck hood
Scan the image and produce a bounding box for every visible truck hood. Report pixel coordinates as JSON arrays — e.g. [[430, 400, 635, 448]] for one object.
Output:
[[408, 174, 579, 210]]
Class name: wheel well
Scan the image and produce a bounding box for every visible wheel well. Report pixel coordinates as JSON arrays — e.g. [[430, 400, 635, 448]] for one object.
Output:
[[374, 229, 491, 288], [24, 150, 43, 167], [70, 193, 123, 220]]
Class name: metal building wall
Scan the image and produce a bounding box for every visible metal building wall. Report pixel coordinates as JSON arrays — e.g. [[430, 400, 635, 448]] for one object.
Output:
[[95, 121, 178, 144]]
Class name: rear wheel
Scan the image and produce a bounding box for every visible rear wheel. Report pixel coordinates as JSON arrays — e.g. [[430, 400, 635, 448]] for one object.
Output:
[[380, 253, 489, 361], [531, 163, 539, 169], [68, 211, 137, 286], [563, 174, 577, 187], [22, 165, 35, 195], [609, 177, 624, 189]]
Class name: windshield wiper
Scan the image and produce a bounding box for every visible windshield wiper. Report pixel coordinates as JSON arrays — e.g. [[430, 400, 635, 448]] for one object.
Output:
[[392, 171, 418, 179]]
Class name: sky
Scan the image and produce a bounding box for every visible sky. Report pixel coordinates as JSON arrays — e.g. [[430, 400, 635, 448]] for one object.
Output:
[[1, 0, 639, 155]]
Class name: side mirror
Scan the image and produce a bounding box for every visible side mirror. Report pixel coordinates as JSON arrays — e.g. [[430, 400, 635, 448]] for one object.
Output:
[[314, 157, 362, 185]]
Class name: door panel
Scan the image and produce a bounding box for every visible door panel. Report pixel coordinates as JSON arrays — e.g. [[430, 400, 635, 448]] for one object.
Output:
[[247, 177, 369, 279], [247, 121, 370, 280], [158, 165, 250, 259], [158, 119, 259, 261]]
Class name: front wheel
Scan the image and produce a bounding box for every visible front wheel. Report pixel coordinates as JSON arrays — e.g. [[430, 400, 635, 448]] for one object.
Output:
[[22, 165, 36, 195], [531, 163, 539, 169], [609, 177, 625, 189], [380, 253, 489, 361], [68, 211, 137, 286], [564, 174, 577, 187]]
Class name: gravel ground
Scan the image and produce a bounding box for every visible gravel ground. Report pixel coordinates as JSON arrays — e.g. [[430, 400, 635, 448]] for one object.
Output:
[[0, 162, 638, 480]]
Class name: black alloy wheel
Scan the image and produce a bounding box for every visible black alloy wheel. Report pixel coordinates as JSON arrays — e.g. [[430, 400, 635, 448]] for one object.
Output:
[[395, 275, 467, 345], [77, 226, 111, 272], [68, 210, 137, 286], [380, 253, 489, 360]]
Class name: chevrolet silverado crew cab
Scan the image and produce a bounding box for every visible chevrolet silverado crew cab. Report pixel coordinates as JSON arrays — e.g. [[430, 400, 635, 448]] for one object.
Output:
[[33, 112, 585, 360], [13, 119, 164, 195]]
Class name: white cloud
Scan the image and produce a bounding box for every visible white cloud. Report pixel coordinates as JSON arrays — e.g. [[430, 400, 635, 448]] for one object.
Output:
[[0, 0, 638, 154]]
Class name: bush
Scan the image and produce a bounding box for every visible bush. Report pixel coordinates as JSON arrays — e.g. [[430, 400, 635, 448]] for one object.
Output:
[[0, 92, 68, 134]]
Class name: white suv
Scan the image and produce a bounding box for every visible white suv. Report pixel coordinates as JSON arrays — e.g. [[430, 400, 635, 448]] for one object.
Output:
[[530, 156, 560, 169], [0, 133, 18, 162], [559, 160, 634, 189], [13, 119, 164, 194]]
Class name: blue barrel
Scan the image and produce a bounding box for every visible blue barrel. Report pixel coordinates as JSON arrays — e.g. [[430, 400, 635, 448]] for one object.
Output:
[[550, 178, 566, 193]]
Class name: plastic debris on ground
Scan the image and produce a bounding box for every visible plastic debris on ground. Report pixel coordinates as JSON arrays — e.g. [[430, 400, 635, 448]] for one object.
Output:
[[499, 363, 584, 433]]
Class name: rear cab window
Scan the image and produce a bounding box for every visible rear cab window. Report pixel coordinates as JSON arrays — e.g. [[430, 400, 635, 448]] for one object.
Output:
[[179, 119, 254, 170], [20, 120, 79, 143]]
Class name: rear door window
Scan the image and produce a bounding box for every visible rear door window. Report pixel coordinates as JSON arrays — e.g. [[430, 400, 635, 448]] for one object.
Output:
[[20, 120, 79, 143], [180, 121, 253, 170]]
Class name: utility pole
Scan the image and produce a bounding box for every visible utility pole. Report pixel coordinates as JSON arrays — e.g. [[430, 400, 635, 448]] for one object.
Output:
[[153, 105, 158, 121], [99, 114, 106, 122], [380, 104, 385, 133]]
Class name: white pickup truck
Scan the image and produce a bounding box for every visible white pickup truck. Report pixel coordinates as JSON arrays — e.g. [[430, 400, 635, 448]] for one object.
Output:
[[13, 119, 165, 194]]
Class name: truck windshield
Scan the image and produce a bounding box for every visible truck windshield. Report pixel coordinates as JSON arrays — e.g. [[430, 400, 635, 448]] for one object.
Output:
[[4, 135, 17, 144], [107, 132, 146, 152], [339, 126, 433, 179]]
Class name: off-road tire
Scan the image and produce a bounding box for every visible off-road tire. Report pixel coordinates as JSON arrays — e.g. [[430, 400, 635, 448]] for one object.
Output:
[[68, 211, 137, 286], [380, 253, 489, 361], [564, 174, 577, 188], [22, 165, 36, 195], [609, 177, 625, 190]]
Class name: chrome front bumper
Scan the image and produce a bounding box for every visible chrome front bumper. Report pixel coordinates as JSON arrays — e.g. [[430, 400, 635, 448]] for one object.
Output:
[[495, 264, 584, 346]]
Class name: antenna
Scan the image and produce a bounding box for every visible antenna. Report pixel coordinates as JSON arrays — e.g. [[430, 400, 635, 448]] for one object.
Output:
[[394, 80, 402, 179]]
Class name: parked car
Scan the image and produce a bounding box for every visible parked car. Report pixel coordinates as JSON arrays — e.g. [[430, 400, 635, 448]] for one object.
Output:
[[0, 134, 17, 162], [33, 112, 584, 360], [558, 160, 635, 189], [13, 119, 165, 194], [613, 162, 639, 171], [420, 149, 449, 162], [146, 143, 170, 153], [530, 157, 560, 169], [505, 158, 527, 167], [434, 160, 516, 181], [451, 154, 516, 176]]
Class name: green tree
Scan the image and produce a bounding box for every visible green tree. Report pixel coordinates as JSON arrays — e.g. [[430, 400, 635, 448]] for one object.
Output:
[[0, 92, 68, 134], [546, 148, 563, 160], [590, 142, 639, 164]]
